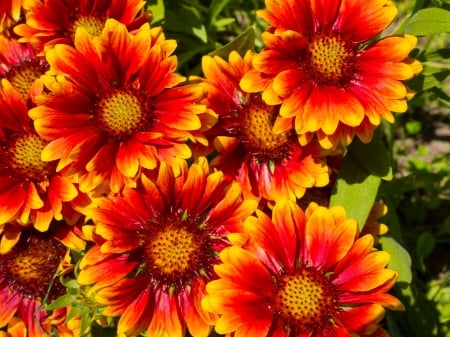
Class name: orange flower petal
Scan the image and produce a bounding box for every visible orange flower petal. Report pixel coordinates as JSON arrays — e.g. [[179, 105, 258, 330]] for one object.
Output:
[[337, 0, 398, 43], [117, 286, 154, 336], [272, 69, 307, 98], [116, 140, 140, 177], [311, 0, 341, 26], [146, 291, 184, 337], [0, 226, 22, 254], [336, 304, 385, 334]]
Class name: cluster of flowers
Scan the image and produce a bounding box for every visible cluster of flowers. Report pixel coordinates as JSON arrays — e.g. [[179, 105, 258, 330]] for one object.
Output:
[[0, 0, 422, 336]]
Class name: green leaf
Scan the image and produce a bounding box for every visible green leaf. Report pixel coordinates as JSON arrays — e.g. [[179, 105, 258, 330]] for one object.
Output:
[[381, 236, 413, 284], [330, 154, 381, 229], [214, 17, 236, 28], [347, 130, 393, 180], [407, 70, 450, 91], [147, 0, 165, 25], [165, 5, 208, 43], [405, 120, 422, 135], [81, 315, 93, 337], [192, 25, 208, 43], [207, 0, 233, 26], [416, 232, 435, 259], [45, 293, 77, 311], [420, 48, 450, 62], [405, 8, 450, 35], [209, 27, 255, 59]]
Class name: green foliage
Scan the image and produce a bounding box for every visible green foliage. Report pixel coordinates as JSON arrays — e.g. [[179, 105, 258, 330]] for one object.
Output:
[[146, 0, 265, 74], [209, 27, 255, 58], [382, 236, 413, 284], [405, 8, 450, 35]]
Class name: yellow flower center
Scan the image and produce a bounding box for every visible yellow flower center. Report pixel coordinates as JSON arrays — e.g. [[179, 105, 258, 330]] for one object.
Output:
[[7, 61, 47, 100], [72, 15, 104, 37], [12, 134, 49, 176], [98, 90, 144, 137], [147, 226, 201, 277], [241, 94, 294, 163], [142, 213, 216, 292], [275, 268, 337, 331], [1, 233, 67, 301], [309, 35, 355, 83]]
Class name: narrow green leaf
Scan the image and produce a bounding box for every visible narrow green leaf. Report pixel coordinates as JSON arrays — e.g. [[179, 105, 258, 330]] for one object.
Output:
[[430, 87, 450, 107], [209, 27, 255, 59], [81, 316, 93, 337], [405, 8, 450, 35], [165, 6, 207, 42], [45, 294, 77, 311], [192, 25, 208, 43], [67, 306, 81, 322], [215, 17, 236, 28], [207, 0, 233, 26], [420, 48, 450, 62], [381, 236, 413, 284], [347, 130, 393, 180], [407, 70, 450, 91], [416, 232, 435, 259], [330, 154, 381, 229]]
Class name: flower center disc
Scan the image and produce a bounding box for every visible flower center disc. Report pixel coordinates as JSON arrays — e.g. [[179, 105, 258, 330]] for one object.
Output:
[[275, 268, 336, 330], [12, 134, 49, 176], [241, 95, 293, 162], [72, 15, 104, 37], [147, 226, 201, 277], [98, 90, 144, 137], [0, 233, 66, 300], [309, 35, 355, 83], [8, 62, 46, 100]]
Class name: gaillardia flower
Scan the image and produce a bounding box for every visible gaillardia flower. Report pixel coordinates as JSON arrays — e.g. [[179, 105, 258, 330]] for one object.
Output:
[[30, 19, 213, 194], [0, 228, 80, 337], [203, 200, 404, 337], [0, 78, 78, 249], [0, 35, 48, 101], [241, 0, 422, 149], [14, 0, 149, 54], [202, 51, 329, 201], [77, 158, 257, 337]]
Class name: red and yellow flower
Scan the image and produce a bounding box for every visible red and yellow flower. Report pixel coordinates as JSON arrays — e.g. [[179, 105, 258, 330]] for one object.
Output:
[[14, 0, 149, 54], [77, 157, 257, 337], [241, 0, 422, 149], [203, 200, 404, 337], [0, 77, 79, 251], [0, 227, 83, 337], [29, 19, 214, 194], [0, 36, 48, 101], [202, 50, 329, 201]]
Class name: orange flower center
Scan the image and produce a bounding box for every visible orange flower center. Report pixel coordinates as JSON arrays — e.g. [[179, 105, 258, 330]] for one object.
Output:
[[275, 267, 337, 332], [240, 94, 294, 163], [12, 134, 50, 176], [98, 90, 147, 138], [0, 232, 67, 301], [309, 35, 355, 84], [72, 15, 104, 37], [7, 61, 47, 100], [142, 213, 216, 292], [147, 226, 200, 276]]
